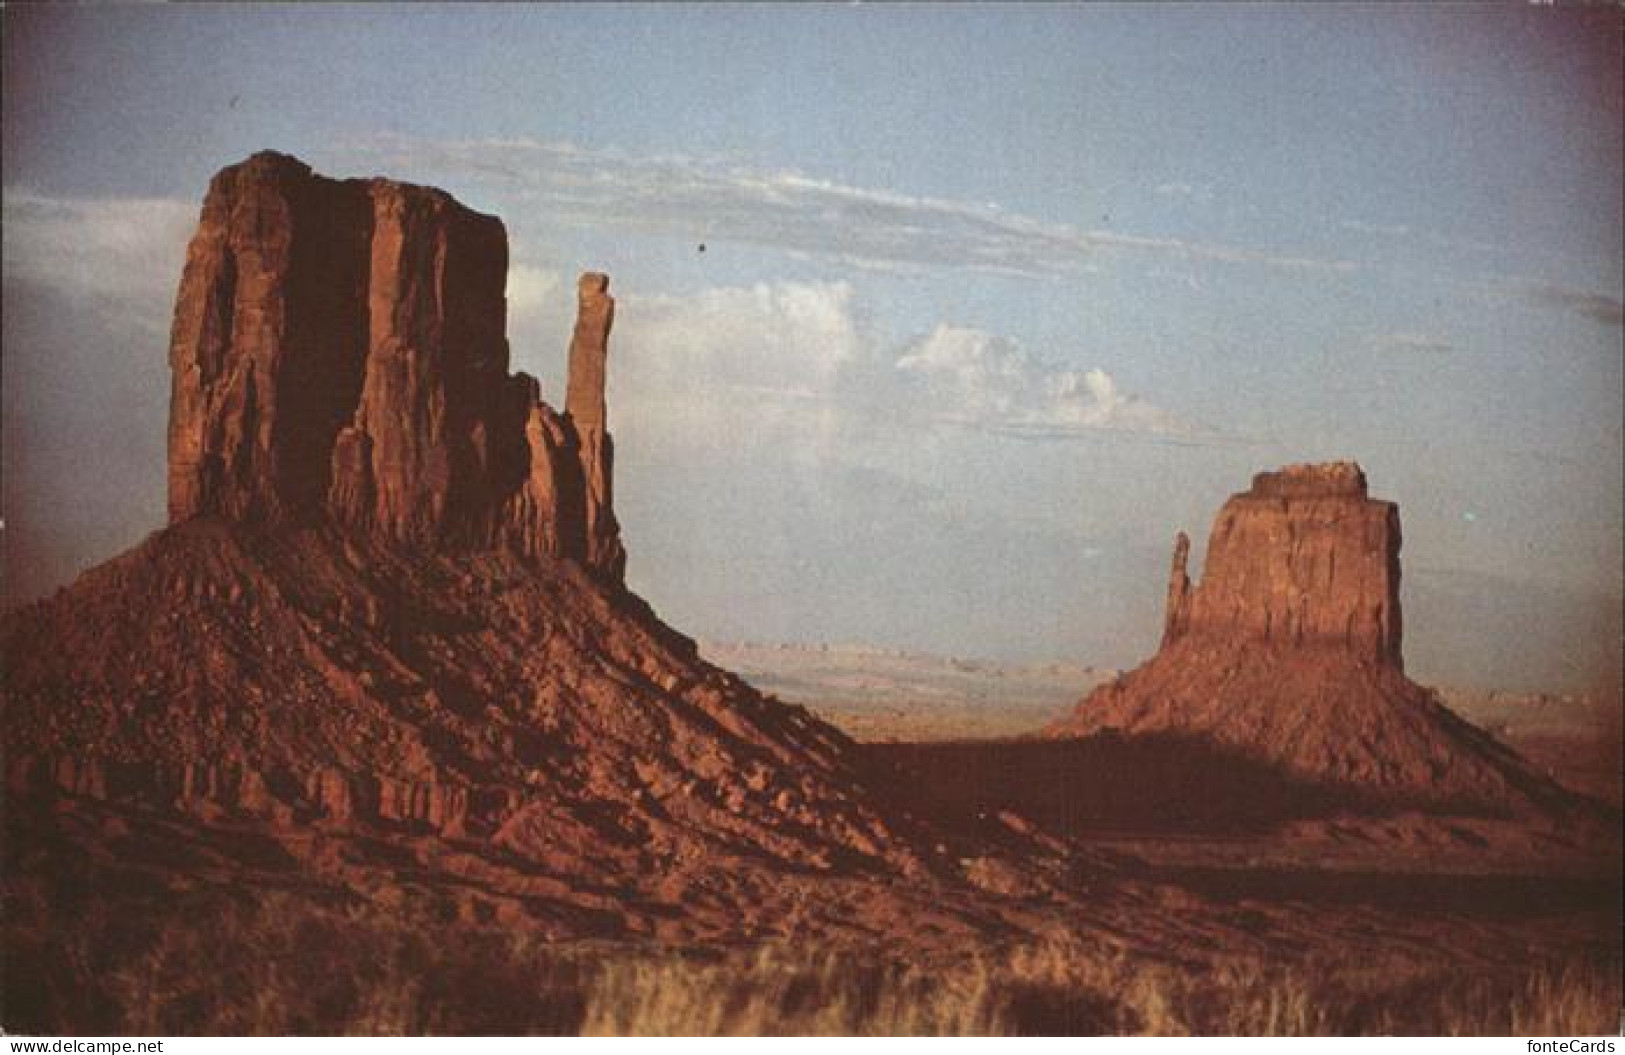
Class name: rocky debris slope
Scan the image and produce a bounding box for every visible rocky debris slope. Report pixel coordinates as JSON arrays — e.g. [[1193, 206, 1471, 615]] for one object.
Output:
[[1048, 463, 1576, 815], [3, 519, 915, 897]]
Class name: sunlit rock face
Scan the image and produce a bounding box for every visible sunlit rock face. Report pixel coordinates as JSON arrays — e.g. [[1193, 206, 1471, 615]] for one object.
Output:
[[1050, 462, 1566, 814], [1163, 462, 1402, 668], [167, 151, 624, 579]]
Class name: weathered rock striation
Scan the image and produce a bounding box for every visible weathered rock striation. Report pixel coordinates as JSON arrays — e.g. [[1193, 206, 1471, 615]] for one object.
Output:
[[1048, 462, 1571, 814], [1161, 462, 1402, 666], [167, 151, 624, 578]]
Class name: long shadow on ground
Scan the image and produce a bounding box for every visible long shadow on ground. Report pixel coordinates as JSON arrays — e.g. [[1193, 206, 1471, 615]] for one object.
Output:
[[858, 733, 1402, 841], [858, 733, 1622, 923]]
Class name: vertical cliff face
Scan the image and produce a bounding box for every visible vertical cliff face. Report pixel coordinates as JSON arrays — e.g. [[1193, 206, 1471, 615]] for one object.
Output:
[[329, 179, 516, 548], [167, 153, 374, 524], [166, 152, 624, 580], [1164, 462, 1403, 667]]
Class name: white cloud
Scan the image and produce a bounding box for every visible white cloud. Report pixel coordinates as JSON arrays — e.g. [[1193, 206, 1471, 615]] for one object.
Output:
[[505, 263, 561, 319], [894, 324, 1192, 436], [602, 280, 864, 459], [611, 285, 1194, 443], [1154, 181, 1215, 204], [2, 192, 195, 330], [1338, 217, 1500, 257], [617, 280, 860, 403], [0, 184, 1199, 445], [1340, 218, 1412, 238], [340, 134, 1359, 278]]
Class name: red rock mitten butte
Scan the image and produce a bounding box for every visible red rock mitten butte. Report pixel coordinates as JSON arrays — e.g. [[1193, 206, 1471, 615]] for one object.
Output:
[[9, 153, 916, 899], [1049, 462, 1568, 811], [166, 152, 624, 580], [1166, 461, 1402, 667]]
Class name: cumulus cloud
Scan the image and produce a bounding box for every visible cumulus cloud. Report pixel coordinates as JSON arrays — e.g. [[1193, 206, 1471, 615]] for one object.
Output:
[[2, 192, 195, 330], [505, 263, 561, 318], [340, 134, 1358, 278], [608, 281, 1194, 443], [1370, 331, 1456, 354], [617, 281, 860, 403], [894, 324, 1192, 437]]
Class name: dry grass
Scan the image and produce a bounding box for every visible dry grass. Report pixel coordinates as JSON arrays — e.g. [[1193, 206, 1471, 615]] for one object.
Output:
[[4, 890, 1617, 1036]]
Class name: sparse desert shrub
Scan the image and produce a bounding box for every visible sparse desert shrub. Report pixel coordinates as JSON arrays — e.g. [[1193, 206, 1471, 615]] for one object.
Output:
[[4, 890, 1618, 1036], [1510, 965, 1621, 1037]]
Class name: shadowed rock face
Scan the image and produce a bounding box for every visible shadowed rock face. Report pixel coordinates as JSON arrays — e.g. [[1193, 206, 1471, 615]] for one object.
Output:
[[1165, 461, 1402, 667], [1050, 462, 1570, 814], [167, 152, 375, 525], [167, 151, 624, 579]]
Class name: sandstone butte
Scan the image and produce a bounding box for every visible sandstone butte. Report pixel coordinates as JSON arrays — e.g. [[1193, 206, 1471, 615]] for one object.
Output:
[[1047, 462, 1572, 814], [0, 155, 1594, 946], [1, 153, 965, 939]]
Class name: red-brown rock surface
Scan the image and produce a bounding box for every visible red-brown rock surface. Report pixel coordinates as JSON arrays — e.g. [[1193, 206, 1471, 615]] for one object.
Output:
[[1048, 462, 1571, 814], [563, 273, 625, 579], [6, 153, 970, 940], [167, 151, 621, 579], [167, 152, 374, 525], [1166, 462, 1402, 666], [2, 520, 927, 923], [5, 161, 1619, 1037]]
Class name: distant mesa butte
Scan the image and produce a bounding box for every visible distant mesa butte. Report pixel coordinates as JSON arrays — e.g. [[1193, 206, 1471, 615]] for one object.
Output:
[[1046, 462, 1574, 815]]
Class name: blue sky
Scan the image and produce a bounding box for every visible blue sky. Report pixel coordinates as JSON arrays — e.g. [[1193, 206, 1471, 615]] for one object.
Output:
[[4, 4, 1621, 692]]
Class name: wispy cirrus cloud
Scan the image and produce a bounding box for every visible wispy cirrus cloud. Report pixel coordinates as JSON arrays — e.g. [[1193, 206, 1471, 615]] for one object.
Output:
[[2, 191, 196, 331], [1506, 279, 1624, 327], [1338, 217, 1502, 257], [1370, 331, 1456, 354], [343, 134, 1360, 278], [0, 186, 1200, 444], [1340, 218, 1412, 239], [1153, 180, 1216, 205]]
